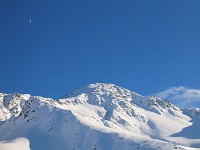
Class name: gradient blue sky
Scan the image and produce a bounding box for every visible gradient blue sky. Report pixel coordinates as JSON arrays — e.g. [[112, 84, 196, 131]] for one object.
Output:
[[1, 0, 200, 99]]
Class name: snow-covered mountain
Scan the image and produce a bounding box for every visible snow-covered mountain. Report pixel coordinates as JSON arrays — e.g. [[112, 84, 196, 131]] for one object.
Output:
[[0, 83, 200, 150]]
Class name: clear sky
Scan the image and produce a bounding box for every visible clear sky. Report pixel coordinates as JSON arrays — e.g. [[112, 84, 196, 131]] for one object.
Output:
[[1, 0, 200, 99]]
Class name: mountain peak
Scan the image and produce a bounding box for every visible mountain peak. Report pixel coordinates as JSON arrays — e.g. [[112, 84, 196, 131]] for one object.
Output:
[[62, 83, 141, 99], [60, 83, 181, 116]]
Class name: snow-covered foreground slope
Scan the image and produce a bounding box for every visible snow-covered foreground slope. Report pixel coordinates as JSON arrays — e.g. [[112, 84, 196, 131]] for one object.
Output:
[[0, 138, 30, 150], [0, 83, 200, 150]]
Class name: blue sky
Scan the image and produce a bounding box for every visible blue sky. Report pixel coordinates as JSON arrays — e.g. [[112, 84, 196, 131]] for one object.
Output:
[[0, 0, 200, 105]]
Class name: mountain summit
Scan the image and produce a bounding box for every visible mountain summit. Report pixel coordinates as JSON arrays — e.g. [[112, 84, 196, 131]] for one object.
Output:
[[0, 83, 200, 150], [61, 83, 140, 105]]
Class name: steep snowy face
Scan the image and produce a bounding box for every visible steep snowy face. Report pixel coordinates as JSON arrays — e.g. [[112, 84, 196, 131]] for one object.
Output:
[[0, 93, 31, 120], [132, 96, 181, 115], [61, 83, 181, 116], [59, 83, 188, 138], [61, 83, 148, 126], [0, 93, 58, 122]]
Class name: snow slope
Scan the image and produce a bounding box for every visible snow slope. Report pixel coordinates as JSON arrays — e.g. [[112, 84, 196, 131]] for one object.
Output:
[[0, 83, 200, 150], [0, 138, 30, 150]]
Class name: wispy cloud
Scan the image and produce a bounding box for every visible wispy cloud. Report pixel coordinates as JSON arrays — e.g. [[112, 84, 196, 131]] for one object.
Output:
[[155, 86, 200, 108]]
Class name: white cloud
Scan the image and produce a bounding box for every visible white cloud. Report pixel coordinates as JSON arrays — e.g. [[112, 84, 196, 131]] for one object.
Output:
[[155, 86, 200, 108]]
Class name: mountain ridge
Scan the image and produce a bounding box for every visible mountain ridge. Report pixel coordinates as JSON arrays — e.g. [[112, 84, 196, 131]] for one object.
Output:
[[0, 83, 200, 150]]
